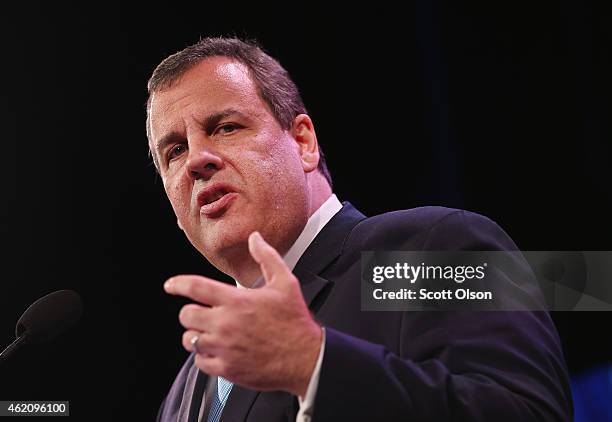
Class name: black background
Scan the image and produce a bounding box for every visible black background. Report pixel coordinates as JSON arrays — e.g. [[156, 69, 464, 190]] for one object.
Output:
[[1, 2, 610, 420]]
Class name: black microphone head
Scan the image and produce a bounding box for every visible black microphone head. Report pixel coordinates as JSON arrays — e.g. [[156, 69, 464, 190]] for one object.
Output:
[[15, 290, 83, 344]]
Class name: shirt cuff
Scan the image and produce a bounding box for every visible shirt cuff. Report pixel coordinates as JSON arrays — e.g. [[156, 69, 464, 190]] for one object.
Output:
[[296, 327, 326, 422]]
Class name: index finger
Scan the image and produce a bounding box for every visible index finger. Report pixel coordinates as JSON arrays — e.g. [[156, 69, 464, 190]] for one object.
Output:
[[164, 274, 236, 306]]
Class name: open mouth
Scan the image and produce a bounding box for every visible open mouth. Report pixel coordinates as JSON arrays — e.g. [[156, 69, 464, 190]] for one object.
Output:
[[197, 185, 237, 218], [202, 188, 229, 205]]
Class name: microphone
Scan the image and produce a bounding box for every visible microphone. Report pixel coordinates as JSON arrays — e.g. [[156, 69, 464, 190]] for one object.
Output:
[[0, 290, 83, 365]]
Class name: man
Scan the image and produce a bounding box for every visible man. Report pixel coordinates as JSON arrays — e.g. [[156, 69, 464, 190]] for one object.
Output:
[[147, 37, 572, 421]]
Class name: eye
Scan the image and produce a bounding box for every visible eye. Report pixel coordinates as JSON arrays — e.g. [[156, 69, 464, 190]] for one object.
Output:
[[216, 123, 240, 135], [168, 144, 187, 161]]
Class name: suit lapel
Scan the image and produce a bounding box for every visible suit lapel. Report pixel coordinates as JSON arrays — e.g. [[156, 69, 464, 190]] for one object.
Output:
[[294, 267, 332, 308], [294, 202, 366, 278], [190, 202, 366, 422], [218, 384, 260, 422]]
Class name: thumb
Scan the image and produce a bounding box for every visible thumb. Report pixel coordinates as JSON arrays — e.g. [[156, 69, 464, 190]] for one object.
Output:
[[248, 231, 293, 287]]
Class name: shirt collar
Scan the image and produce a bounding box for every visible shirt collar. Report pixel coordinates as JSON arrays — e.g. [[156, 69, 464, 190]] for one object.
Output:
[[236, 193, 342, 289]]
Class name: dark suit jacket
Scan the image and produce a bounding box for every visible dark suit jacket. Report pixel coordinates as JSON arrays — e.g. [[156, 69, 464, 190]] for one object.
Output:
[[157, 203, 572, 421]]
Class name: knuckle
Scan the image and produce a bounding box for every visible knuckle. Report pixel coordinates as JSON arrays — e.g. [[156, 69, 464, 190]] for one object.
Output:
[[182, 331, 194, 347], [213, 335, 227, 350], [217, 318, 240, 340], [178, 305, 191, 323], [231, 292, 251, 308], [179, 304, 201, 326], [184, 281, 197, 297], [217, 320, 231, 338]]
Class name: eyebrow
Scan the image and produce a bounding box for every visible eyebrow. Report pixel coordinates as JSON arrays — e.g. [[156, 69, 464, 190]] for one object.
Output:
[[155, 108, 249, 158]]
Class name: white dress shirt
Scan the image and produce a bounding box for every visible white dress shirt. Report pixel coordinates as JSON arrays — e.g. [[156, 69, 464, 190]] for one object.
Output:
[[235, 193, 342, 422]]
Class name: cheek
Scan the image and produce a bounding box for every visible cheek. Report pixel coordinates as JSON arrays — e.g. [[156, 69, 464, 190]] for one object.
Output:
[[164, 177, 192, 219], [267, 143, 303, 184], [244, 148, 297, 191], [249, 147, 305, 210]]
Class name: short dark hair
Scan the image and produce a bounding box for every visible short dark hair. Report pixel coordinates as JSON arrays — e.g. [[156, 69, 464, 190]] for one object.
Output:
[[146, 37, 332, 187]]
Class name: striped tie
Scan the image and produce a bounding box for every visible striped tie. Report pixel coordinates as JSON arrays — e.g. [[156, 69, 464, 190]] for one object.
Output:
[[207, 376, 233, 422]]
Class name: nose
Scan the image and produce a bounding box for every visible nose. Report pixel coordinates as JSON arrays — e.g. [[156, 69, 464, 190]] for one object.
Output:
[[185, 142, 224, 181]]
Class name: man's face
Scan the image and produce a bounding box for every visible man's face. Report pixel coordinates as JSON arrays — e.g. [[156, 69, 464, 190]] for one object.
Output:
[[148, 57, 310, 273]]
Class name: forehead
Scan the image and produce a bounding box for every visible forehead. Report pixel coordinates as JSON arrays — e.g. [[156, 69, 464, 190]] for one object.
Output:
[[148, 57, 267, 138]]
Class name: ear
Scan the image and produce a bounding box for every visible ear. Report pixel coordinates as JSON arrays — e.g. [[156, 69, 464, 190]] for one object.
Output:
[[291, 114, 319, 173]]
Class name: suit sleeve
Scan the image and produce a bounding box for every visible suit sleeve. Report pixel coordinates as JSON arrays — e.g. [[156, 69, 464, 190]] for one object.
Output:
[[312, 210, 572, 421]]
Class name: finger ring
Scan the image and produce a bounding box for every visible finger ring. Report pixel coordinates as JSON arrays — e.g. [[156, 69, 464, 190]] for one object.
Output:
[[190, 334, 200, 354]]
